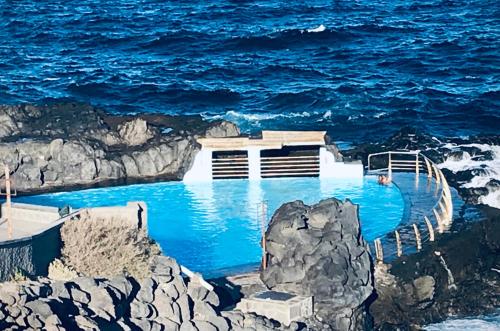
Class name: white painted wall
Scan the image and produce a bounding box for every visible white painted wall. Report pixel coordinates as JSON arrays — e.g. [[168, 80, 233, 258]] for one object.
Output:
[[319, 147, 364, 178], [247, 147, 262, 180], [183, 149, 213, 182]]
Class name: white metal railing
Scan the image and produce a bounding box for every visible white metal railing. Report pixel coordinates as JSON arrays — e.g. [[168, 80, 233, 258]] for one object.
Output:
[[368, 151, 453, 263]]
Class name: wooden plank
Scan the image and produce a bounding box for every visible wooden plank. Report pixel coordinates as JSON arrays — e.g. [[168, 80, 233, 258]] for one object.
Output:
[[260, 160, 319, 165], [261, 156, 319, 160], [213, 174, 249, 178], [212, 165, 249, 169], [261, 167, 320, 173], [261, 171, 319, 176], [262, 164, 320, 168], [213, 158, 249, 162], [198, 130, 326, 150], [212, 170, 249, 174]]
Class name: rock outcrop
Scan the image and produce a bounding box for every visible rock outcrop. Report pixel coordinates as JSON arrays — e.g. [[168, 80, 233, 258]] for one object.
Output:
[[260, 198, 375, 331], [0, 103, 239, 193], [343, 126, 500, 208], [0, 256, 300, 331], [370, 205, 500, 330]]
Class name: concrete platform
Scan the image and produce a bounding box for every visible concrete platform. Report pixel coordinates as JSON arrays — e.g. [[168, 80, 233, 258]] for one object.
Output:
[[0, 203, 64, 242]]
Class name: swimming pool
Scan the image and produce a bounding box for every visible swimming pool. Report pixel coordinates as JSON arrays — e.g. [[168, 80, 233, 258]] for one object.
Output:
[[17, 177, 404, 277]]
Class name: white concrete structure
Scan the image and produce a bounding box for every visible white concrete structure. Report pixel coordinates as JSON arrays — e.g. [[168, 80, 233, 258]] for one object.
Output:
[[183, 149, 213, 182], [183, 130, 364, 182], [236, 291, 313, 326]]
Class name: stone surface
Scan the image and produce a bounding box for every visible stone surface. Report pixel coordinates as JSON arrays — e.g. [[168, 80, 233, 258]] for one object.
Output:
[[370, 205, 500, 329], [118, 118, 156, 146], [260, 198, 375, 330], [0, 102, 239, 193], [0, 254, 300, 331]]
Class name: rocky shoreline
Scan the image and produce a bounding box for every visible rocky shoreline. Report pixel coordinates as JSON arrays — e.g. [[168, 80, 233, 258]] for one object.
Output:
[[0, 102, 239, 194], [0, 103, 498, 330], [343, 128, 500, 329]]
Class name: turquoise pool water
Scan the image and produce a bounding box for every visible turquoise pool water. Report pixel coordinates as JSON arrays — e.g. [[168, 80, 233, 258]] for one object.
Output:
[[17, 177, 404, 276]]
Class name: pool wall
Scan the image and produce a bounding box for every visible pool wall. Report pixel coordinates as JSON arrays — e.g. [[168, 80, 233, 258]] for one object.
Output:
[[0, 224, 62, 281], [184, 146, 364, 182]]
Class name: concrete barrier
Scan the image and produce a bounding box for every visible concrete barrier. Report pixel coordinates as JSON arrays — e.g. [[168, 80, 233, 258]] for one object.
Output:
[[0, 200, 148, 281], [0, 223, 62, 281], [79, 201, 147, 229], [1, 202, 60, 224]]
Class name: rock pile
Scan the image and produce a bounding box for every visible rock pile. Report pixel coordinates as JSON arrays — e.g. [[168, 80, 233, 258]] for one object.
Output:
[[260, 198, 375, 331], [0, 256, 301, 331], [0, 102, 239, 193]]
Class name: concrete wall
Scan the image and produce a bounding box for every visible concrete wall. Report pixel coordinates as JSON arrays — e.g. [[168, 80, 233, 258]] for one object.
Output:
[[0, 201, 147, 281], [0, 224, 62, 281], [79, 201, 147, 229], [1, 202, 61, 224]]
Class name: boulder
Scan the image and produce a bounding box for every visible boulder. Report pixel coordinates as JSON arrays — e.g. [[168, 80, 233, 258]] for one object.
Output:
[[261, 198, 375, 330], [118, 118, 156, 146]]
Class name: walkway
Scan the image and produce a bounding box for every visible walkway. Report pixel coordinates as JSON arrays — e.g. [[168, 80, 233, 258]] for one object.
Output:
[[374, 172, 463, 260]]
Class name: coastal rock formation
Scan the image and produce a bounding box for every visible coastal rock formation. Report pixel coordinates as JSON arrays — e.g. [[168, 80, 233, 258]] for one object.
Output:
[[370, 206, 500, 329], [261, 198, 375, 331], [0, 102, 239, 193], [0, 256, 298, 331], [344, 127, 500, 208]]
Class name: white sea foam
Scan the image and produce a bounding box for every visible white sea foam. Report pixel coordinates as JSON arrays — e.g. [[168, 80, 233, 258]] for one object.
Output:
[[424, 313, 500, 331], [438, 143, 500, 208], [307, 24, 326, 33], [373, 112, 387, 118], [203, 110, 322, 124]]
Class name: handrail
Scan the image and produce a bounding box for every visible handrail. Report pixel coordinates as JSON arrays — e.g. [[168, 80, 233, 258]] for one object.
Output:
[[367, 150, 453, 263]]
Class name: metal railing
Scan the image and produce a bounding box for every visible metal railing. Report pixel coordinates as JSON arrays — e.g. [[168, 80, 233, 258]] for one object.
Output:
[[367, 151, 453, 263]]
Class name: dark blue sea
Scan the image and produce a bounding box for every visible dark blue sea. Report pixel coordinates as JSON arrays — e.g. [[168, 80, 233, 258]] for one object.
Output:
[[0, 0, 499, 144]]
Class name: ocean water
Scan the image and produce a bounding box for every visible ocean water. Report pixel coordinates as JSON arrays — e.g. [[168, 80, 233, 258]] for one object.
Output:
[[16, 177, 404, 277], [0, 0, 499, 143], [424, 313, 500, 330]]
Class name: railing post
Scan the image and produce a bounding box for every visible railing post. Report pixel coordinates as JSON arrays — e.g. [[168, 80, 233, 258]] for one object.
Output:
[[395, 230, 402, 257], [415, 153, 419, 175], [433, 208, 444, 233], [374, 238, 384, 263], [424, 216, 435, 241], [433, 164, 441, 184], [424, 157, 433, 178], [260, 201, 268, 270], [413, 224, 422, 251], [439, 200, 449, 225], [4, 165, 12, 239], [388, 152, 392, 180]]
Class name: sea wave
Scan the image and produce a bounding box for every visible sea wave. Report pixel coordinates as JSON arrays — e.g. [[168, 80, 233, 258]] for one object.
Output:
[[0, 0, 498, 144], [439, 143, 500, 209], [424, 312, 500, 331]]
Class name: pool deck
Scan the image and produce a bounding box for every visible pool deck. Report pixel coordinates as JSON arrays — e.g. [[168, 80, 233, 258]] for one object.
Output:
[[379, 172, 463, 259], [0, 218, 60, 242]]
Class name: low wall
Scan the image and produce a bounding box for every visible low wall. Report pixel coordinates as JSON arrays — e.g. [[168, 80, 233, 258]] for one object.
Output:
[[0, 201, 147, 281], [0, 223, 62, 281], [79, 201, 147, 229], [1, 202, 61, 224]]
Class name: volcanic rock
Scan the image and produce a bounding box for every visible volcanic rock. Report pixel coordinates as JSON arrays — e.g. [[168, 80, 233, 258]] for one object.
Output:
[[261, 198, 375, 330]]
